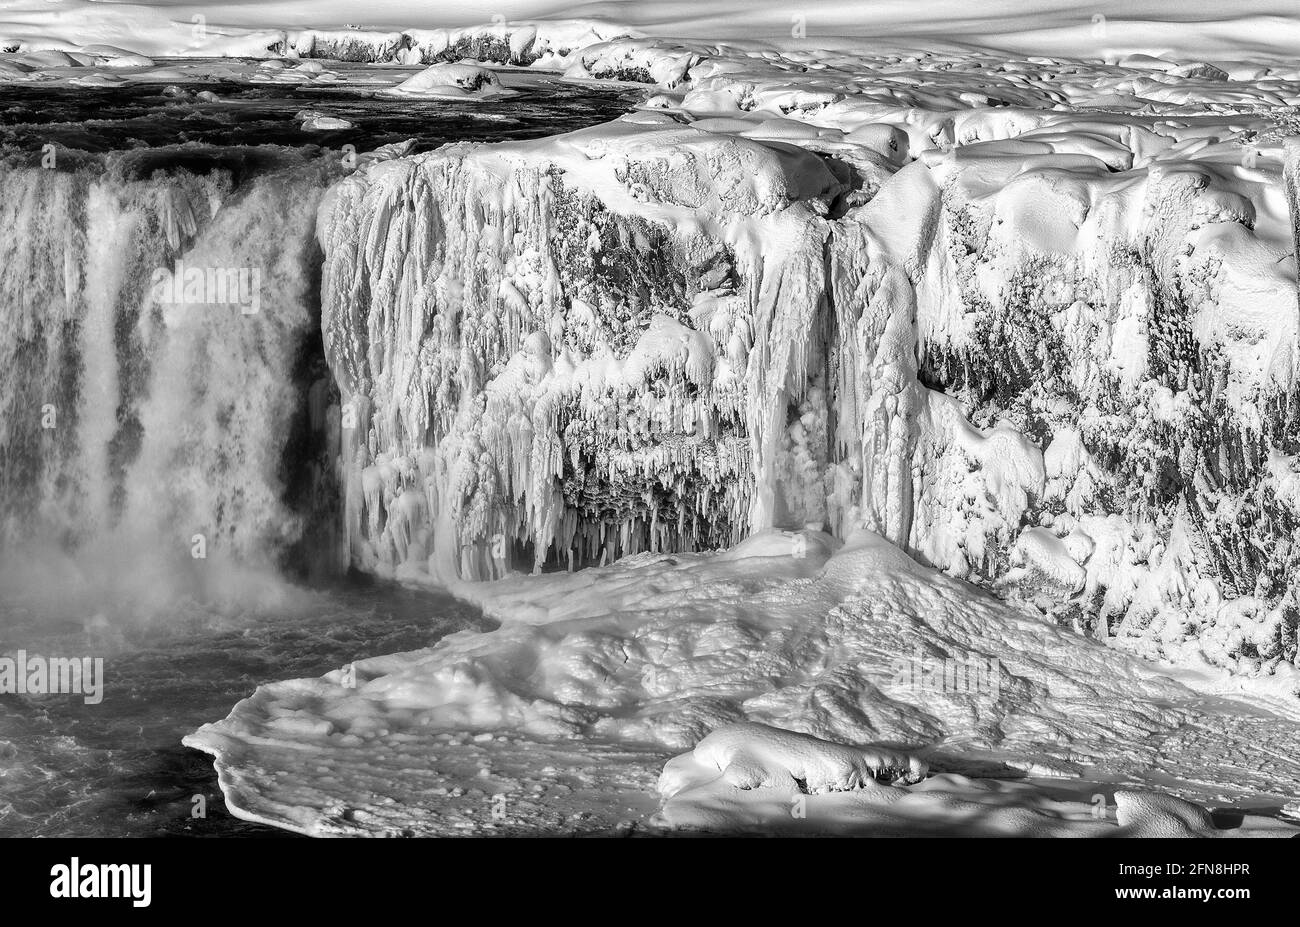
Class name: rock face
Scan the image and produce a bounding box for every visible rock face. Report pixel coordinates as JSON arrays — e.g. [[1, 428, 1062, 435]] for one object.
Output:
[[287, 21, 637, 68]]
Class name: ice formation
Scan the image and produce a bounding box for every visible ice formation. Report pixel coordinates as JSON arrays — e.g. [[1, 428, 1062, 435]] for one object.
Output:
[[381, 63, 514, 100], [319, 116, 844, 582], [315, 37, 1300, 678]]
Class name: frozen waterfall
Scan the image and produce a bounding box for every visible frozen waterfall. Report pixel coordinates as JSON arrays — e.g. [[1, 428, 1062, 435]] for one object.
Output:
[[318, 112, 1300, 675]]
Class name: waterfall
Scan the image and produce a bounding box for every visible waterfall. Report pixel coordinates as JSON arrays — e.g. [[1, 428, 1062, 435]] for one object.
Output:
[[0, 148, 343, 616]]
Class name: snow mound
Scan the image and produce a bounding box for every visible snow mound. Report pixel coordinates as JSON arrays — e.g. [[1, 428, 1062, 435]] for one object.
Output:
[[663, 722, 927, 794], [656, 724, 1279, 836], [1113, 790, 1219, 837], [381, 63, 514, 100]]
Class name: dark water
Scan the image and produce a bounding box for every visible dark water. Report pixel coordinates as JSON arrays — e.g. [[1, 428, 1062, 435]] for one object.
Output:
[[0, 579, 495, 838], [0, 67, 642, 156], [0, 68, 635, 838]]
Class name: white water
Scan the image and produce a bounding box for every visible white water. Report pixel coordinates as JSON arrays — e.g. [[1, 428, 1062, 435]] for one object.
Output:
[[0, 153, 337, 620]]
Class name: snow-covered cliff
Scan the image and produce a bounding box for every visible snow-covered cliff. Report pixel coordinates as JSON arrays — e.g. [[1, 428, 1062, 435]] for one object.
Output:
[[318, 43, 1300, 677], [831, 138, 1300, 673]]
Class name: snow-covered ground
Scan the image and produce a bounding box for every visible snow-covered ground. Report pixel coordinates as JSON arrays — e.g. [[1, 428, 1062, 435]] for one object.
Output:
[[4, 1, 1299, 836], [186, 529, 1300, 835]]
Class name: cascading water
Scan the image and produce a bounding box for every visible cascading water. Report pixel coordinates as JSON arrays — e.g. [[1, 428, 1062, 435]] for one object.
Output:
[[0, 148, 344, 616]]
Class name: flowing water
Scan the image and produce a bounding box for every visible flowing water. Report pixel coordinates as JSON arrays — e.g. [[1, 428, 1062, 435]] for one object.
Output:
[[0, 65, 638, 837], [0, 580, 494, 837]]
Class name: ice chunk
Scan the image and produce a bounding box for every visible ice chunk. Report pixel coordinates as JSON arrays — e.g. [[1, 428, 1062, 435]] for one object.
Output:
[[677, 722, 927, 793], [381, 63, 515, 100]]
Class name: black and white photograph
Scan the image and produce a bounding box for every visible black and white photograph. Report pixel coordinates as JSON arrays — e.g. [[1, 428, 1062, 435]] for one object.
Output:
[[0, 0, 1297, 907]]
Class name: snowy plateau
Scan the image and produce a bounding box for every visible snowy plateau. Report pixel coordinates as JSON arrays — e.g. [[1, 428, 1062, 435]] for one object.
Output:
[[2, 0, 1300, 837]]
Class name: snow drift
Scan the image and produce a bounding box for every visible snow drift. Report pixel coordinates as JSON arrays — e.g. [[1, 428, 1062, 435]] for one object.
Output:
[[185, 528, 1300, 836]]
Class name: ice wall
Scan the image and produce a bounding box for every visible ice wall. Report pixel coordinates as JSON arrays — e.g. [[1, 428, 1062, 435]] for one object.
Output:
[[287, 21, 637, 68], [0, 148, 342, 594], [828, 140, 1300, 673], [319, 94, 1300, 675], [318, 118, 845, 580]]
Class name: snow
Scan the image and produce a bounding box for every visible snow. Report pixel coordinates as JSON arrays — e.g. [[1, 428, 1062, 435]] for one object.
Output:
[[316, 112, 842, 583], [299, 23, 1300, 701], [668, 722, 928, 793], [276, 20, 1300, 829], [5, 2, 1300, 61], [185, 528, 1300, 836], [381, 63, 514, 100]]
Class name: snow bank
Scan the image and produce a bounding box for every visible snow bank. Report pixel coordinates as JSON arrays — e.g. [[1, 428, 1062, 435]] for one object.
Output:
[[658, 723, 1259, 836], [668, 722, 927, 793]]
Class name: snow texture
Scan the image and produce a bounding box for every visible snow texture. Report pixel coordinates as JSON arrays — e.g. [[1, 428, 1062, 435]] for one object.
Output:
[[186, 529, 1300, 836]]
